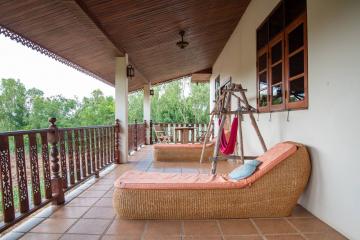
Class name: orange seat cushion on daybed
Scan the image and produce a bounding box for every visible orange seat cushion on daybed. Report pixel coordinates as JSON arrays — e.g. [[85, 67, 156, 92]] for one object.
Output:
[[154, 142, 214, 149], [115, 142, 297, 190]]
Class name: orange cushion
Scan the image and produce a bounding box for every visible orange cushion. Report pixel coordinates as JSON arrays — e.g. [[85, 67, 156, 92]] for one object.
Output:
[[154, 142, 214, 149], [115, 142, 297, 190]]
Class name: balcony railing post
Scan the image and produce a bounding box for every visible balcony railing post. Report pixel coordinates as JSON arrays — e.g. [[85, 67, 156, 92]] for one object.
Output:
[[47, 118, 65, 205], [150, 120, 153, 144], [144, 120, 147, 145], [134, 119, 138, 150], [114, 119, 121, 164]]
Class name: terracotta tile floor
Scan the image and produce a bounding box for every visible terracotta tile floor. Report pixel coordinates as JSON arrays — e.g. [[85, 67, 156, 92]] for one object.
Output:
[[1, 146, 348, 240]]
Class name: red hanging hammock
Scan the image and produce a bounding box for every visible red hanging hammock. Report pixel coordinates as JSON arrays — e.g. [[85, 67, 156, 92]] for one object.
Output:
[[219, 116, 238, 155]]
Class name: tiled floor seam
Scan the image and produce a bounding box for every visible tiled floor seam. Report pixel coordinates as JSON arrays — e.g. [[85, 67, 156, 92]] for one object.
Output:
[[99, 215, 117, 239], [215, 220, 226, 240], [140, 220, 149, 240], [284, 217, 309, 240], [249, 218, 266, 240]]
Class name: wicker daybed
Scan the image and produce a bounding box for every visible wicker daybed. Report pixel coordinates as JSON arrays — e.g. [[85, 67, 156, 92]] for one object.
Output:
[[113, 142, 311, 219], [153, 142, 214, 161]]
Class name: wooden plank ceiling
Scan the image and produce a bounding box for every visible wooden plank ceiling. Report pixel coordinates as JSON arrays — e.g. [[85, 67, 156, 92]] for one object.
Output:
[[0, 0, 250, 92]]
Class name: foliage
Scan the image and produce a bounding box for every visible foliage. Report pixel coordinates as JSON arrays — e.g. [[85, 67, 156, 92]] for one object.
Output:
[[0, 78, 115, 131], [0, 78, 209, 132], [0, 79, 28, 130], [128, 79, 210, 124], [74, 89, 115, 126], [128, 91, 143, 123]]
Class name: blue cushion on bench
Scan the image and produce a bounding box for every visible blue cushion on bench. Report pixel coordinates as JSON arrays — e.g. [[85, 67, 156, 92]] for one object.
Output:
[[228, 160, 262, 180]]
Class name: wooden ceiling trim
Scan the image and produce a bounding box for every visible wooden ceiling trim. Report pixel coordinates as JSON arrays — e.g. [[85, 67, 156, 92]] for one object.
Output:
[[0, 0, 117, 86], [0, 24, 106, 84]]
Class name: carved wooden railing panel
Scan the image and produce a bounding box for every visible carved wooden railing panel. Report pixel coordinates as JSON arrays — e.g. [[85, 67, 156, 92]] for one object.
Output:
[[0, 122, 117, 233], [40, 132, 52, 200]]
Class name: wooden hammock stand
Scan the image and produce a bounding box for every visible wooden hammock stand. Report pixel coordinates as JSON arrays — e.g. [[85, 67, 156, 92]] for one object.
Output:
[[199, 83, 267, 175]]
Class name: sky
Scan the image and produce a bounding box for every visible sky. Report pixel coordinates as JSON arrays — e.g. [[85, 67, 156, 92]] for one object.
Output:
[[0, 35, 114, 99]]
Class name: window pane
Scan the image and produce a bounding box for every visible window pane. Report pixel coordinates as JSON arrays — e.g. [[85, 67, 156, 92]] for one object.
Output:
[[257, 21, 269, 50], [285, 0, 306, 25], [258, 53, 267, 72], [289, 50, 304, 77], [289, 77, 305, 102], [259, 89, 268, 107], [259, 72, 267, 90], [271, 63, 282, 85], [269, 3, 284, 40], [288, 23, 304, 53], [272, 84, 283, 105], [271, 41, 282, 63]]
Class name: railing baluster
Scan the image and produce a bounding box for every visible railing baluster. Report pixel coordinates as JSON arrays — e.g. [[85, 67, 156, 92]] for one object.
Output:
[[150, 120, 153, 144], [134, 120, 138, 150], [14, 135, 29, 213], [40, 132, 52, 199], [100, 128, 104, 167], [67, 130, 75, 185], [112, 126, 115, 162], [80, 129, 86, 178], [0, 135, 15, 222], [74, 130, 81, 181], [115, 120, 120, 163], [86, 129, 92, 174], [102, 127, 107, 166], [91, 128, 96, 173], [28, 133, 41, 206], [107, 127, 110, 164], [104, 128, 108, 164], [96, 128, 100, 171], [47, 118, 64, 205], [58, 131, 68, 189]]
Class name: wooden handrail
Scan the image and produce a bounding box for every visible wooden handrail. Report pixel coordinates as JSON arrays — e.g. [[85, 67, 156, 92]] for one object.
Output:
[[0, 120, 117, 233]]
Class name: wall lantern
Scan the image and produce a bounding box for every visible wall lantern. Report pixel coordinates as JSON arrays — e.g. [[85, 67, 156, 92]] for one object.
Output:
[[126, 64, 135, 78], [150, 89, 154, 96], [176, 30, 189, 49]]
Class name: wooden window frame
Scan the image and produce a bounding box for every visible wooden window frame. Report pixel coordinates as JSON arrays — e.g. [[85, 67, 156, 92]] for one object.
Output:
[[256, 46, 270, 113], [285, 13, 308, 110], [269, 32, 285, 111], [256, 2, 308, 113]]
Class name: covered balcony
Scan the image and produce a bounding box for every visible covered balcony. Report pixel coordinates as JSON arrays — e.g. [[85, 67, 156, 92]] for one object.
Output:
[[0, 0, 359, 239]]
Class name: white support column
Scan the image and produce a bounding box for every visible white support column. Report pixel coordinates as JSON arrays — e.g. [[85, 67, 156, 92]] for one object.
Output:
[[143, 82, 151, 144], [115, 54, 129, 163]]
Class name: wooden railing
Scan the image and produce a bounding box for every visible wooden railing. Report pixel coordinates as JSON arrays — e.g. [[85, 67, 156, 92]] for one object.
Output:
[[0, 118, 119, 232], [150, 122, 214, 143], [128, 120, 147, 153]]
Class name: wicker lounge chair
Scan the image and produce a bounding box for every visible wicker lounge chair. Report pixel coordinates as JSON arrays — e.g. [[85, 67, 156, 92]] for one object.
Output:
[[153, 142, 214, 161], [113, 142, 311, 219]]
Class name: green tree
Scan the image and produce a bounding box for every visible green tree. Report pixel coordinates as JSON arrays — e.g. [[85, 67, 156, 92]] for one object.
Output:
[[128, 91, 143, 123], [0, 77, 209, 132], [0, 79, 28, 131], [27, 88, 78, 129], [75, 90, 115, 126], [150, 80, 209, 124]]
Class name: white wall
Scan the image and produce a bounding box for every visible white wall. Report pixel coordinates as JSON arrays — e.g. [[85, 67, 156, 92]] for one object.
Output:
[[210, 0, 360, 239]]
